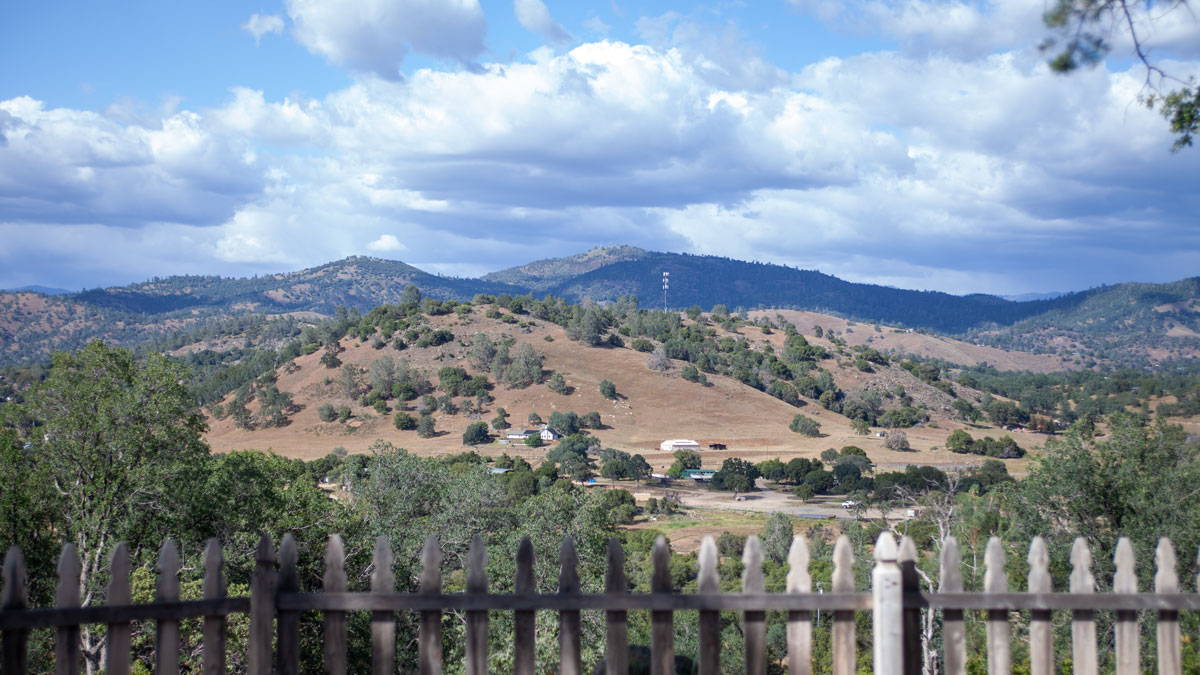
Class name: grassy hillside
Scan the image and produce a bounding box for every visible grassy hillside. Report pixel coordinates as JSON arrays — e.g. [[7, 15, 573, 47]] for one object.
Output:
[[204, 301, 1052, 477], [969, 278, 1200, 367]]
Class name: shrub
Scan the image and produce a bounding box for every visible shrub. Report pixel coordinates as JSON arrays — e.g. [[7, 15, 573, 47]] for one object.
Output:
[[393, 412, 417, 430], [463, 421, 490, 446], [789, 414, 821, 437], [416, 414, 436, 438], [599, 380, 618, 400], [318, 403, 337, 422]]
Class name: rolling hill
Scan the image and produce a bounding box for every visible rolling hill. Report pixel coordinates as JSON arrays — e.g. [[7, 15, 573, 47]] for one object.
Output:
[[3, 247, 1198, 367]]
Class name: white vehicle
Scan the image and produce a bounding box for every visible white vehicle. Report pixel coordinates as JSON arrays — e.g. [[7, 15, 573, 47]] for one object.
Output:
[[841, 500, 858, 509]]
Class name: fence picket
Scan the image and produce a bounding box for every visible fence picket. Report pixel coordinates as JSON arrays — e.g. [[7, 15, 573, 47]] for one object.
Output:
[[940, 538, 965, 675], [743, 536, 767, 675], [651, 535, 674, 675], [1027, 537, 1052, 675], [697, 536, 720, 675], [786, 535, 812, 675], [202, 539, 227, 675], [55, 543, 81, 675], [323, 535, 347, 675], [465, 535, 488, 675], [371, 536, 396, 675], [156, 540, 181, 675], [418, 535, 443, 675], [1156, 539, 1181, 675], [277, 534, 300, 675], [1070, 538, 1098, 675], [984, 537, 1010, 675], [559, 536, 582, 675], [105, 544, 131, 675], [248, 534, 276, 675], [1113, 538, 1139, 675], [3, 545, 29, 674], [514, 537, 535, 675], [873, 533, 902, 675], [898, 536, 921, 674], [832, 535, 855, 675], [604, 538, 628, 675]]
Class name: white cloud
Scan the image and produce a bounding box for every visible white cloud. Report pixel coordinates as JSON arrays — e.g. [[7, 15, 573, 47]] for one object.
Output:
[[241, 13, 285, 45], [367, 234, 406, 251], [3, 28, 1198, 294], [286, 0, 486, 79], [0, 96, 261, 228], [514, 0, 573, 44]]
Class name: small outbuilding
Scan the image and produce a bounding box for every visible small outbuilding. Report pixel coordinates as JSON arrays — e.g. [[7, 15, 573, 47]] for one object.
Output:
[[660, 439, 702, 453]]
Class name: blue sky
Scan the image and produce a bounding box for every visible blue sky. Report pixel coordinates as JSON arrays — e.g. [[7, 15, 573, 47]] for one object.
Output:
[[1, 0, 1197, 295]]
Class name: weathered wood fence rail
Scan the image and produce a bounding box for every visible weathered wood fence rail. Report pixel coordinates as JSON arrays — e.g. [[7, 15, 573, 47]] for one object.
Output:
[[2, 532, 1197, 673]]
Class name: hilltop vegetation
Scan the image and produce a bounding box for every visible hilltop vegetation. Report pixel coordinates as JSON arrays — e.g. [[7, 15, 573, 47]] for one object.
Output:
[[4, 247, 1199, 368]]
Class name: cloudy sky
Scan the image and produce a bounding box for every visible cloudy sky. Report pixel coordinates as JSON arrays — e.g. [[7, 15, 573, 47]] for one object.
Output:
[[1, 0, 1197, 295]]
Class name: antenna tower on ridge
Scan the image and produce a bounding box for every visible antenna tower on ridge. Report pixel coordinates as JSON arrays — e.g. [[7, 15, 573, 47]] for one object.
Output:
[[662, 271, 670, 310]]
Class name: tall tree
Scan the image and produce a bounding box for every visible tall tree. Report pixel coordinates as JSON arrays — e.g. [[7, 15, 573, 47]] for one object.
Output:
[[15, 341, 209, 671]]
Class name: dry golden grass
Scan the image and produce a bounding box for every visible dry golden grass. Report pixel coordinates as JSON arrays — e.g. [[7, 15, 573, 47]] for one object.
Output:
[[206, 308, 1058, 479]]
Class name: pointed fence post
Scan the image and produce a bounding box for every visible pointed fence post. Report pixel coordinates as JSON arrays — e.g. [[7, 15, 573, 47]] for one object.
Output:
[[651, 536, 674, 675], [3, 546, 29, 674], [55, 543, 81, 675], [831, 536, 855, 675], [786, 535, 812, 675], [202, 539, 226, 675], [514, 537, 535, 675], [248, 534, 277, 675], [940, 538, 965, 675], [1027, 537, 1052, 675], [1070, 538, 1098, 675], [156, 539, 181, 675], [106, 544, 131, 675], [276, 534, 300, 675], [559, 537, 582, 675], [984, 537, 1010, 675], [323, 535, 347, 675], [465, 535, 489, 675], [604, 539, 629, 675], [873, 533, 903, 675], [898, 536, 921, 675], [371, 536, 396, 675], [1156, 539, 1181, 675], [418, 535, 443, 675], [743, 536, 767, 675], [1113, 538, 1139, 675], [697, 537, 720, 675]]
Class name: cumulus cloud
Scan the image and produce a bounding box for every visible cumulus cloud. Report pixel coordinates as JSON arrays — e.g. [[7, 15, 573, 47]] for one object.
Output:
[[286, 0, 487, 79], [3, 25, 1199, 294], [0, 96, 261, 228], [367, 234, 406, 251], [514, 0, 573, 44], [241, 13, 285, 45]]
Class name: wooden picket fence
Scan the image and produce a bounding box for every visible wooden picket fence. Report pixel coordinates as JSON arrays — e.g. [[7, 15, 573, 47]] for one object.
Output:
[[2, 531, 1199, 674]]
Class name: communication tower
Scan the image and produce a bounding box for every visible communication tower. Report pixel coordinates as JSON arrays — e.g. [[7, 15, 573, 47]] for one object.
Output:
[[662, 271, 670, 310]]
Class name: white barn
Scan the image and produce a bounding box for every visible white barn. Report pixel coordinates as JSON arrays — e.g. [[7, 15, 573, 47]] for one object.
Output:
[[660, 439, 701, 453]]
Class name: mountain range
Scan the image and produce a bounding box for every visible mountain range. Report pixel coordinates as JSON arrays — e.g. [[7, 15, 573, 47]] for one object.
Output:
[[1, 246, 1197, 367]]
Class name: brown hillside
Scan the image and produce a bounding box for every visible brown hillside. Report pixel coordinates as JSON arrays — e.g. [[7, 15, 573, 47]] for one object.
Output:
[[207, 308, 1049, 475], [752, 310, 1073, 372]]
